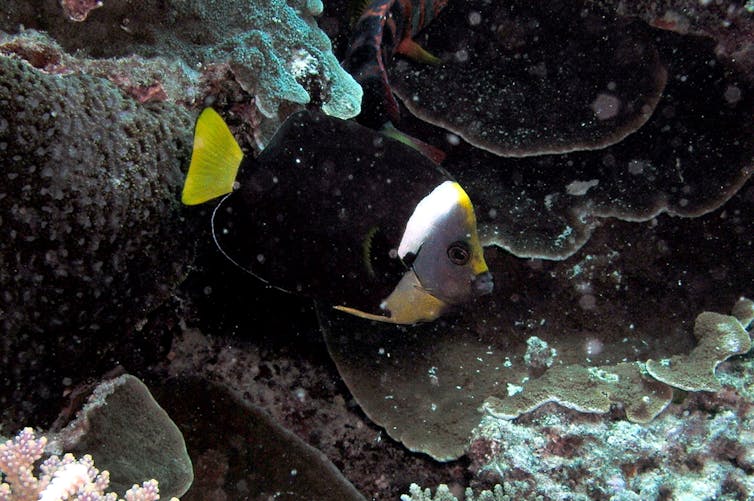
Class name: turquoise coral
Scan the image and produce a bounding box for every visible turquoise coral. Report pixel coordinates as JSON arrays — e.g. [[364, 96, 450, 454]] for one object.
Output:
[[0, 0, 363, 122]]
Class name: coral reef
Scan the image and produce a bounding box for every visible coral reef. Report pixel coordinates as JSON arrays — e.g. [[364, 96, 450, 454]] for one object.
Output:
[[0, 53, 196, 428], [0, 55, 193, 337], [0, 0, 362, 125], [391, 0, 668, 156], [645, 308, 752, 392], [404, 334, 754, 499], [484, 362, 674, 423], [49, 374, 193, 498], [151, 376, 365, 500], [163, 314, 464, 499], [322, 181, 754, 461], [386, 0, 754, 259], [0, 428, 174, 501], [0, 0, 361, 433], [1, 0, 753, 499], [591, 0, 754, 78]]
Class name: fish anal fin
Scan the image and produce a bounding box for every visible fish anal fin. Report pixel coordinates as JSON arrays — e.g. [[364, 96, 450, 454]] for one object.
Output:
[[396, 38, 442, 65], [182, 108, 244, 206]]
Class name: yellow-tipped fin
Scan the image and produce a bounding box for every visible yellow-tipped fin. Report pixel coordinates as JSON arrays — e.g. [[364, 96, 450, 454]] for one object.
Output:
[[181, 108, 244, 205]]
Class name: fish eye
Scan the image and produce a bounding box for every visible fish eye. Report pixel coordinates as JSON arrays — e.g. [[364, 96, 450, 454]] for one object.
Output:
[[447, 241, 470, 265]]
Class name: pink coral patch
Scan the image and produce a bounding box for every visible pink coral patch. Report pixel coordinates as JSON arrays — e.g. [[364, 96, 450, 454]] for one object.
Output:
[[60, 0, 104, 22]]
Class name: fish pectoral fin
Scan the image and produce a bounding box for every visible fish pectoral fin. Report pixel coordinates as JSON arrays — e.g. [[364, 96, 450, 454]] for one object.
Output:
[[334, 270, 448, 325], [182, 108, 244, 206], [362, 226, 380, 278], [396, 38, 442, 65]]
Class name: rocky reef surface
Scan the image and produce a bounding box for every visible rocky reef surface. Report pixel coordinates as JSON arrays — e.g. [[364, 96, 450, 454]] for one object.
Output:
[[1, 0, 753, 500]]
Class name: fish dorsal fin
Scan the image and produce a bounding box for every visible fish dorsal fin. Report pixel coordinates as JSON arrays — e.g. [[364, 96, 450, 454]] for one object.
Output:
[[181, 108, 244, 205]]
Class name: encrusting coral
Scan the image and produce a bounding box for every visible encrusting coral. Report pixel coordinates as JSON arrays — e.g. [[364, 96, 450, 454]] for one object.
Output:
[[49, 375, 193, 498], [0, 0, 753, 498], [483, 362, 674, 424], [488, 299, 754, 420], [591, 0, 754, 78], [403, 298, 754, 497], [386, 0, 754, 259], [645, 308, 753, 392], [390, 0, 668, 157]]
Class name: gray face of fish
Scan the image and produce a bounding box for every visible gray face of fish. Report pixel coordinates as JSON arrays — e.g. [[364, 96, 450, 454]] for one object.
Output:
[[411, 202, 492, 305]]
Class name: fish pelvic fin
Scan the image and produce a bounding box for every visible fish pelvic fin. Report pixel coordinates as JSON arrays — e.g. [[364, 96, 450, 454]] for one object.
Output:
[[334, 269, 448, 324], [181, 108, 244, 205]]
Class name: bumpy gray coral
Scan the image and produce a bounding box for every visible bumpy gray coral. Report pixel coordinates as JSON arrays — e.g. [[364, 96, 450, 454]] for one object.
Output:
[[0, 56, 193, 336], [0, 55, 196, 427]]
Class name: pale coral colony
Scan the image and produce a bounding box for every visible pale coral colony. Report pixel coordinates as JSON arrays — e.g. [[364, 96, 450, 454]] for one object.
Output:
[[1, 0, 754, 500]]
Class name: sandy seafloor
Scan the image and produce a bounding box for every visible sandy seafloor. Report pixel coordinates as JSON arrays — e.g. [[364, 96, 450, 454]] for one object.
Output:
[[1, 0, 754, 500]]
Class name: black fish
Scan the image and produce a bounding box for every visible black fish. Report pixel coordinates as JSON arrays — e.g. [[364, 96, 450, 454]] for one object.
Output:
[[182, 109, 492, 323]]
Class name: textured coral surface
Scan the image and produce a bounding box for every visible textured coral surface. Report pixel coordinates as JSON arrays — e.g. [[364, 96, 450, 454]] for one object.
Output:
[[0, 55, 195, 429]]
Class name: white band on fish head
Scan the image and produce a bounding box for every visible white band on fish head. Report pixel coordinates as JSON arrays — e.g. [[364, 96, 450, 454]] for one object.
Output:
[[398, 180, 471, 260]]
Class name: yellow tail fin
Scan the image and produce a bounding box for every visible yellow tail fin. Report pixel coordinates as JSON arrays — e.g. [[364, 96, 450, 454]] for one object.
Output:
[[181, 108, 244, 205]]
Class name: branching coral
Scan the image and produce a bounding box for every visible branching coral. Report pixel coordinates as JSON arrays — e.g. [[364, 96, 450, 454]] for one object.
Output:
[[401, 483, 507, 501], [0, 428, 172, 501]]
